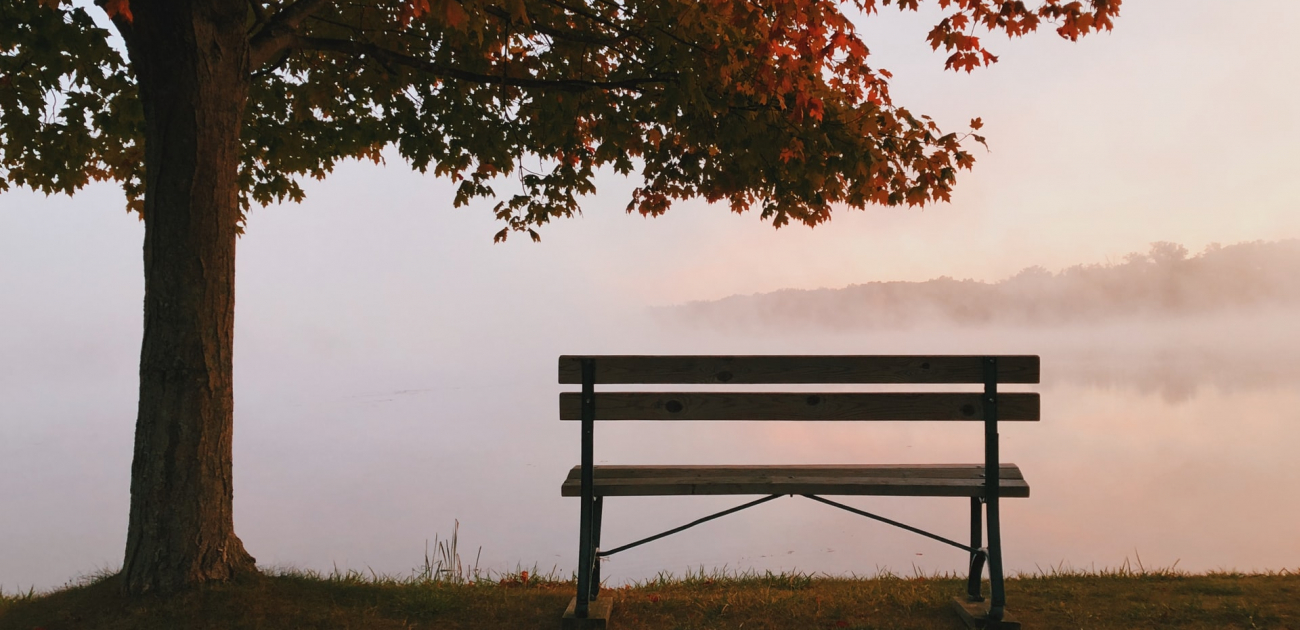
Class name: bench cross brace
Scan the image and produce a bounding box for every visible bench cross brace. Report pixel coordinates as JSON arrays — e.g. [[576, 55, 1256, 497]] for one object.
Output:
[[597, 494, 782, 558], [597, 493, 977, 558], [801, 494, 974, 552]]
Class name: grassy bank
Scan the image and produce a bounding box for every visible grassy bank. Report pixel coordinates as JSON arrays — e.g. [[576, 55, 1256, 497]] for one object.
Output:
[[2, 566, 1297, 630]]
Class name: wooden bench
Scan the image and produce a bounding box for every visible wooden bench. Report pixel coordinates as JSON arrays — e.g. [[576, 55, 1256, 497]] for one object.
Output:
[[559, 355, 1040, 629]]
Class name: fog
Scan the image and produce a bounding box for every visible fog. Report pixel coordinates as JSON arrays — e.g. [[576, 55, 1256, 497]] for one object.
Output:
[[665, 239, 1300, 402], [3, 190, 1298, 592]]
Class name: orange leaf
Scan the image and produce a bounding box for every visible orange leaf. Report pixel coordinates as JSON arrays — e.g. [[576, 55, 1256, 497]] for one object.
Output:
[[507, 0, 529, 24], [444, 0, 469, 29], [102, 0, 132, 23], [399, 0, 431, 26], [969, 117, 983, 130], [807, 98, 824, 122]]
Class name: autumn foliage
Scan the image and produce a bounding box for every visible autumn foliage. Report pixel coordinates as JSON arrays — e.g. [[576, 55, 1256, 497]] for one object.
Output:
[[4, 0, 1119, 240]]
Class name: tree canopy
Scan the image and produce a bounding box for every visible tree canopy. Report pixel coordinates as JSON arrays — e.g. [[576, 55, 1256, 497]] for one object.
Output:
[[4, 0, 1119, 239]]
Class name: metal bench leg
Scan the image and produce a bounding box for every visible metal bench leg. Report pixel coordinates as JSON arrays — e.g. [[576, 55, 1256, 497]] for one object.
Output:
[[575, 494, 593, 617], [981, 356, 1006, 622], [574, 358, 596, 618], [966, 497, 986, 602], [589, 495, 603, 601], [986, 495, 1006, 621]]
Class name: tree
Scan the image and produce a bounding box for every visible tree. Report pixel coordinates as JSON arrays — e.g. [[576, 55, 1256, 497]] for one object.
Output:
[[0, 0, 1120, 594]]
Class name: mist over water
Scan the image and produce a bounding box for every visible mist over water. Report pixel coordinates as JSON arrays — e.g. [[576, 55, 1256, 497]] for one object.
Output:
[[208, 305, 1300, 587], [3, 230, 1298, 592]]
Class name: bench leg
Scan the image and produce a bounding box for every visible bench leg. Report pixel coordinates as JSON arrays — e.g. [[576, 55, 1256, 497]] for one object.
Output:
[[579, 493, 598, 615], [966, 497, 986, 602], [986, 495, 1007, 621], [980, 357, 1008, 623], [577, 491, 600, 613], [575, 358, 597, 618], [589, 496, 603, 601]]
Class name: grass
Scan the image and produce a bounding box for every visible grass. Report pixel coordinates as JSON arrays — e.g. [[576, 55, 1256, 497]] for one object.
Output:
[[3, 528, 1295, 628], [2, 563, 1298, 630]]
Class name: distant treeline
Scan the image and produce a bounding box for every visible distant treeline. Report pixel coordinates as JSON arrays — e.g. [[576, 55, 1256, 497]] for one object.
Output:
[[672, 240, 1300, 329]]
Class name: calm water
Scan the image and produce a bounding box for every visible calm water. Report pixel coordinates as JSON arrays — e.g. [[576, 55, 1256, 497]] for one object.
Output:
[[3, 304, 1298, 592]]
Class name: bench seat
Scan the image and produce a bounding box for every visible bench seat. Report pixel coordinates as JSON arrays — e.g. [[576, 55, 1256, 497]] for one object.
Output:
[[561, 464, 1029, 498]]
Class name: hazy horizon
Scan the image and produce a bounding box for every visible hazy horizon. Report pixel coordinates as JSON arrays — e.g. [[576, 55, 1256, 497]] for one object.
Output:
[[667, 239, 1300, 332]]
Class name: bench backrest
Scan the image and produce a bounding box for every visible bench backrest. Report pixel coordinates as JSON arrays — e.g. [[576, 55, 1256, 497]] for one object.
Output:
[[558, 355, 1040, 422]]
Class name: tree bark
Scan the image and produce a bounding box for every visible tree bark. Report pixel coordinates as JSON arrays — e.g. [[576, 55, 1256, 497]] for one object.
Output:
[[119, 0, 257, 594]]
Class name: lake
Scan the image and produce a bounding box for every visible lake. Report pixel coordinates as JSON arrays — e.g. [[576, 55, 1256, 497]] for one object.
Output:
[[3, 301, 1298, 592]]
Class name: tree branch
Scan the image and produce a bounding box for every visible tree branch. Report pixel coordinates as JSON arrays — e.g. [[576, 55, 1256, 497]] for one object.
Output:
[[294, 36, 675, 93], [481, 5, 623, 49], [249, 0, 332, 69], [248, 0, 268, 27]]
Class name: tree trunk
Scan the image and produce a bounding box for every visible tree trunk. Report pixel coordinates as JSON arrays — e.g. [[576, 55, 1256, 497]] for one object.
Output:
[[119, 0, 257, 594]]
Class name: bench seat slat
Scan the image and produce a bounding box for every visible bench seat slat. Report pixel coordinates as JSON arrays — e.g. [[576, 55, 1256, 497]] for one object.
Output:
[[559, 355, 1040, 385], [559, 392, 1039, 421], [565, 464, 1026, 480], [560, 465, 1029, 498]]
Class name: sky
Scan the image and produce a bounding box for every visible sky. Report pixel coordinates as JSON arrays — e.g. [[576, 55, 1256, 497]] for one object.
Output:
[[6, 1, 1300, 303], [1, 0, 1299, 592]]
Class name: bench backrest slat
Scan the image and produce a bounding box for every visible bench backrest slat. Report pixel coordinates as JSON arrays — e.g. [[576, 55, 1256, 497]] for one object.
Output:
[[558, 355, 1039, 385], [559, 392, 1039, 421]]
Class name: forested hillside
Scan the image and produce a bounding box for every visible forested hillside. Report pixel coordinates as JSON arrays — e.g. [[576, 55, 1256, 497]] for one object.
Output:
[[672, 240, 1300, 329]]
